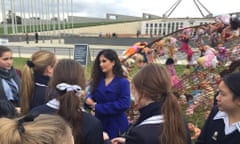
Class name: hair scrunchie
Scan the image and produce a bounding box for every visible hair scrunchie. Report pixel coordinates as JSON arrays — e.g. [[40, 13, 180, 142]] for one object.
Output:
[[56, 83, 82, 97], [17, 114, 35, 134], [26, 60, 35, 68]]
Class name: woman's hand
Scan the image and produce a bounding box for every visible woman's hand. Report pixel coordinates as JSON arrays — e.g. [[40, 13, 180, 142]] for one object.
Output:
[[111, 137, 126, 144], [103, 132, 109, 141], [85, 98, 96, 108], [15, 107, 21, 114], [85, 98, 97, 114]]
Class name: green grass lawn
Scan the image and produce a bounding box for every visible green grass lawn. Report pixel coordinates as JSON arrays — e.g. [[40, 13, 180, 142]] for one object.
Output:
[[1, 20, 139, 34], [13, 57, 187, 79], [13, 57, 27, 71]]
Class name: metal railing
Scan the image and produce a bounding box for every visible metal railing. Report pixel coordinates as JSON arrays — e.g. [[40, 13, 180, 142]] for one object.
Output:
[[9, 46, 125, 60], [8, 45, 201, 65]]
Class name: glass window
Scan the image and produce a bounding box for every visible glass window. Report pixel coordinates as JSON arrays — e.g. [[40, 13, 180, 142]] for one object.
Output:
[[145, 29, 148, 34], [168, 23, 171, 27]]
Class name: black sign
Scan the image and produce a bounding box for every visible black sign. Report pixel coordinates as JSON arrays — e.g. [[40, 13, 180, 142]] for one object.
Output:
[[74, 44, 89, 66]]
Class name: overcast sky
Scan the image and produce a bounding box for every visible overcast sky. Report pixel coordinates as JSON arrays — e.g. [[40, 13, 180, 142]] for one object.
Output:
[[0, 0, 240, 21]]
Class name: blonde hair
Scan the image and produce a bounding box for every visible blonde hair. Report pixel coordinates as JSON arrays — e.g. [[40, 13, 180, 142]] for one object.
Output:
[[20, 50, 56, 115], [135, 53, 144, 62], [0, 114, 73, 144]]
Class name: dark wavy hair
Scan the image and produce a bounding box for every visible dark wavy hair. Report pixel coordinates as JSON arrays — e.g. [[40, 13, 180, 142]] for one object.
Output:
[[89, 49, 125, 93]]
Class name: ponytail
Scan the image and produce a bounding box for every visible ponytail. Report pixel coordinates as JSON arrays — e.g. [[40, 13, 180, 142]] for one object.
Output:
[[161, 92, 187, 144], [0, 118, 21, 143], [20, 64, 34, 115], [0, 114, 73, 144], [57, 91, 83, 144]]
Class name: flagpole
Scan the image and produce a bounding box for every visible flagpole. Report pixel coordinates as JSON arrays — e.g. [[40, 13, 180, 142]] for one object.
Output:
[[20, 0, 24, 33], [22, 0, 27, 33], [71, 0, 73, 35], [57, 0, 61, 43], [46, 0, 50, 37], [51, 0, 55, 43], [28, 0, 32, 33], [30, 0, 35, 32], [1, 0, 8, 34], [41, 0, 46, 43], [34, 0, 38, 33], [13, 0, 18, 33], [10, 0, 15, 34], [62, 0, 65, 37], [66, 0, 69, 31]]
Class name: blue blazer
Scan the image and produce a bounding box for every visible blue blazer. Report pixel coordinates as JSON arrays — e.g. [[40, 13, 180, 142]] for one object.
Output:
[[86, 76, 131, 139]]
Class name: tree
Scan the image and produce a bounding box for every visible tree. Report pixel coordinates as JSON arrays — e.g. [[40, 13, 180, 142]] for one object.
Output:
[[6, 10, 22, 24]]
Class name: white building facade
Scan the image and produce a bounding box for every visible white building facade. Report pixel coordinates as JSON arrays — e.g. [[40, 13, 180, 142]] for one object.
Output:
[[141, 18, 215, 36]]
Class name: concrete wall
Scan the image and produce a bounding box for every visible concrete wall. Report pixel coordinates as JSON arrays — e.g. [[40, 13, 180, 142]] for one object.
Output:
[[68, 21, 142, 35], [68, 16, 108, 23], [106, 13, 142, 21]]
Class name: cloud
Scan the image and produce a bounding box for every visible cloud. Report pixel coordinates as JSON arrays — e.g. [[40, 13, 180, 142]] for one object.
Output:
[[0, 0, 240, 22], [71, 0, 135, 17]]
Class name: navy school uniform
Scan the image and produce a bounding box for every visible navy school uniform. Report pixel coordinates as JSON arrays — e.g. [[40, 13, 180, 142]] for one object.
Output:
[[30, 73, 50, 109], [196, 106, 240, 144], [122, 101, 191, 144], [30, 99, 105, 144]]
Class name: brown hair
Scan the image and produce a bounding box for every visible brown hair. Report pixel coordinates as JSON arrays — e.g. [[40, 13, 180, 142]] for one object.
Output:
[[0, 45, 12, 57], [132, 63, 187, 144], [20, 50, 56, 115], [0, 114, 73, 144], [49, 59, 86, 144]]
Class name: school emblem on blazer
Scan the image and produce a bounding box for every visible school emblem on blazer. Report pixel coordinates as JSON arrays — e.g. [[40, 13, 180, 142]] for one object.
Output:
[[211, 131, 218, 141]]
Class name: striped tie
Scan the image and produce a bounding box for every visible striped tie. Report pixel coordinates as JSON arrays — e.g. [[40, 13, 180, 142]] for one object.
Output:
[[6, 79, 18, 101]]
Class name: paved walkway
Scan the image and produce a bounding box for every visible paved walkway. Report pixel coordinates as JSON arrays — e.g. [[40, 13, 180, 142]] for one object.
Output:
[[8, 39, 126, 49], [8, 39, 200, 65]]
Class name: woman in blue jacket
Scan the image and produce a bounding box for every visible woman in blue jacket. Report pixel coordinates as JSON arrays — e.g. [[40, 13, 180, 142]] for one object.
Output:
[[85, 49, 131, 139], [196, 72, 240, 144]]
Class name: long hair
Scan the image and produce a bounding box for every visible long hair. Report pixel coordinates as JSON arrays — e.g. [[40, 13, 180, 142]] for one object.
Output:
[[89, 49, 125, 93], [49, 59, 86, 144], [0, 114, 72, 144], [20, 50, 56, 115], [132, 63, 187, 144]]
